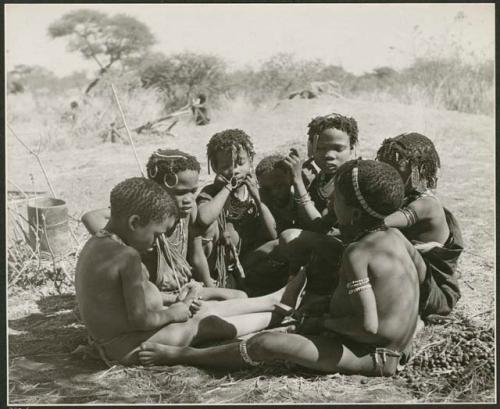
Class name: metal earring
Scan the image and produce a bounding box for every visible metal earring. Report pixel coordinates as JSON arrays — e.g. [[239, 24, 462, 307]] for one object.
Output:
[[148, 164, 158, 179], [164, 172, 178, 188]]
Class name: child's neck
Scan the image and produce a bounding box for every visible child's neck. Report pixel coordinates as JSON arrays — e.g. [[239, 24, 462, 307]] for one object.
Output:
[[105, 220, 130, 246]]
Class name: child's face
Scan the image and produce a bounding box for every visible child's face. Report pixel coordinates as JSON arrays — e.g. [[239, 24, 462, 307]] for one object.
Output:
[[313, 128, 352, 175], [166, 169, 199, 218], [128, 215, 176, 253], [258, 168, 292, 207], [214, 148, 252, 181], [332, 188, 355, 229]]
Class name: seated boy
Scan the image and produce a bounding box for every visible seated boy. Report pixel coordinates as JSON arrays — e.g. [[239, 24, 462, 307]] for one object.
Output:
[[81, 148, 246, 301], [76, 177, 307, 365], [137, 160, 425, 377], [376, 133, 463, 318], [286, 113, 359, 231], [279, 114, 359, 302], [196, 129, 277, 289], [242, 154, 296, 295]]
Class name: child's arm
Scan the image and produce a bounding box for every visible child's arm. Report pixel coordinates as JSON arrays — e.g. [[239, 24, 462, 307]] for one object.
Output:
[[284, 150, 323, 227], [81, 208, 110, 235], [120, 249, 191, 330], [243, 174, 278, 240], [323, 246, 379, 336], [196, 181, 232, 228], [188, 219, 216, 287], [187, 205, 215, 287], [384, 196, 440, 229]]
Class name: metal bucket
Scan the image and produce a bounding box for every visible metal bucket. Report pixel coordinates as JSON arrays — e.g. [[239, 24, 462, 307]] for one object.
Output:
[[27, 197, 71, 257]]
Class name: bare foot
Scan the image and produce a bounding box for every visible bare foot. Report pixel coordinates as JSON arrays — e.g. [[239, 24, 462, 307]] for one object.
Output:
[[138, 342, 184, 366], [279, 267, 307, 309]]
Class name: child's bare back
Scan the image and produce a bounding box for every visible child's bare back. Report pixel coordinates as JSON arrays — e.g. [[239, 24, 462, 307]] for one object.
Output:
[[75, 235, 163, 346], [329, 228, 424, 349]]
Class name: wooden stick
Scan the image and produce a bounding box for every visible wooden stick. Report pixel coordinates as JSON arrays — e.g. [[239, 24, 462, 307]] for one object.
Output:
[[110, 84, 145, 177], [7, 124, 57, 198]]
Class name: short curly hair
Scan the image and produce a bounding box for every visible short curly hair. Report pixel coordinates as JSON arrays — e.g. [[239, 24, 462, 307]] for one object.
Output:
[[146, 149, 200, 188], [207, 129, 255, 169], [307, 113, 359, 148], [376, 132, 440, 189], [110, 177, 179, 225], [335, 159, 404, 220], [255, 154, 289, 180]]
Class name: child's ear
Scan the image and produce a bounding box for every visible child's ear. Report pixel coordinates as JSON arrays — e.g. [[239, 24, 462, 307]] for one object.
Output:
[[128, 215, 141, 231]]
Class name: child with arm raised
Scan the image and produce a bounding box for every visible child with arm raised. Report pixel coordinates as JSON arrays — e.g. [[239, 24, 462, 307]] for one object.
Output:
[[77, 177, 308, 366], [80, 148, 246, 301], [196, 129, 277, 289], [138, 160, 425, 377]]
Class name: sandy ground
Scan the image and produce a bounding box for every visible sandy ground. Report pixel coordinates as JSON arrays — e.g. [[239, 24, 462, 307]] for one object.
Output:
[[7, 95, 495, 404]]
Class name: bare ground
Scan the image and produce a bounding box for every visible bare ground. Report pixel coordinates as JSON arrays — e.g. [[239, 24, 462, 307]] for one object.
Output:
[[7, 95, 495, 404]]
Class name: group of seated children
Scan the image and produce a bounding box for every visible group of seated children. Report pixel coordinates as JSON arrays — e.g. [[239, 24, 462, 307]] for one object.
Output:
[[76, 113, 463, 376]]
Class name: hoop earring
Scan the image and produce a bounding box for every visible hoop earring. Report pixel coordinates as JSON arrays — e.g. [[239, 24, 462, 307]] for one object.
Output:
[[164, 172, 178, 188], [148, 164, 158, 179]]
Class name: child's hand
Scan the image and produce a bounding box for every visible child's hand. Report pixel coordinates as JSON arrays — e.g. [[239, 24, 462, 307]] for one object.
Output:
[[284, 149, 303, 182], [297, 315, 324, 335], [168, 302, 192, 322], [242, 174, 260, 201], [188, 297, 204, 315]]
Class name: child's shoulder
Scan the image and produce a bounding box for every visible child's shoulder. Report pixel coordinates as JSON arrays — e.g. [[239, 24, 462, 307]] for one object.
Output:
[[85, 234, 140, 265], [197, 182, 220, 202]]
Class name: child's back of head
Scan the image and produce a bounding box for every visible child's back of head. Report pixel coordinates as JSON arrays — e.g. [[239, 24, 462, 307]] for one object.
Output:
[[376, 132, 440, 193]]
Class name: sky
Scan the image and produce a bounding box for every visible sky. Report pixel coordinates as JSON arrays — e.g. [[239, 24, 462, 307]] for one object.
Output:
[[4, 3, 495, 77]]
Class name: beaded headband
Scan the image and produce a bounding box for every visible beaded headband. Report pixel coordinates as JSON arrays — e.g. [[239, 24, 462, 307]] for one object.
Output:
[[351, 167, 386, 220]]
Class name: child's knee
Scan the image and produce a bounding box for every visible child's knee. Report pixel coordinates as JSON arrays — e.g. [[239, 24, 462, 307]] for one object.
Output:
[[279, 228, 302, 246], [246, 332, 285, 362]]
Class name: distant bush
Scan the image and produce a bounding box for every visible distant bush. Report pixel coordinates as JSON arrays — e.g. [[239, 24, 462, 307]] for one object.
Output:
[[346, 58, 494, 115]]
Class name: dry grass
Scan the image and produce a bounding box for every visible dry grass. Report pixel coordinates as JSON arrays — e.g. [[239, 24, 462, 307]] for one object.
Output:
[[7, 91, 495, 404]]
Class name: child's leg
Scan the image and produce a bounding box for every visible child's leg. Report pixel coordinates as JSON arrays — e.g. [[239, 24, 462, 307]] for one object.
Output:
[[139, 332, 392, 376], [199, 267, 306, 318], [241, 239, 281, 268], [200, 287, 248, 300], [123, 310, 274, 365]]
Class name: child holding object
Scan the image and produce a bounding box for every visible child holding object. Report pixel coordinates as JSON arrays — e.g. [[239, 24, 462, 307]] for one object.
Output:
[[196, 129, 277, 289], [76, 177, 307, 365], [376, 132, 463, 318], [81, 149, 246, 301], [138, 160, 425, 377]]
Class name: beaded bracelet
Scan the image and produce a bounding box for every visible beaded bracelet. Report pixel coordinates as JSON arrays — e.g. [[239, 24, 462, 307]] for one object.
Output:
[[400, 207, 418, 226], [348, 283, 372, 295], [346, 277, 370, 290], [239, 339, 261, 366]]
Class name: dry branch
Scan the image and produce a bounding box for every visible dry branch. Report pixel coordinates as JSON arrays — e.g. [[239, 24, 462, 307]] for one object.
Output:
[[8, 124, 57, 198]]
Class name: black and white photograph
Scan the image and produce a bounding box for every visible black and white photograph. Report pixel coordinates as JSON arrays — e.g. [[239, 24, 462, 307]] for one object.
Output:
[[5, 2, 495, 405]]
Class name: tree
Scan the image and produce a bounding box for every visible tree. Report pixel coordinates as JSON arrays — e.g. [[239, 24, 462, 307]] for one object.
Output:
[[48, 9, 155, 94], [140, 52, 227, 109]]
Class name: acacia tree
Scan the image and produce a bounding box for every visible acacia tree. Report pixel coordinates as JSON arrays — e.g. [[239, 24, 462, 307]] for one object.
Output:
[[48, 9, 155, 94]]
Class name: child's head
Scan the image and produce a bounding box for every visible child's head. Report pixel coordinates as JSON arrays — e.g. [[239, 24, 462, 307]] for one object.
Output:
[[307, 113, 358, 176], [146, 149, 201, 218], [376, 132, 440, 193], [110, 177, 179, 252], [334, 159, 404, 232], [255, 154, 292, 207], [207, 129, 255, 181]]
